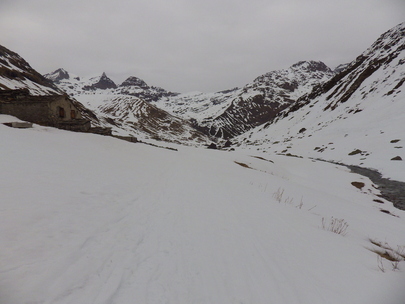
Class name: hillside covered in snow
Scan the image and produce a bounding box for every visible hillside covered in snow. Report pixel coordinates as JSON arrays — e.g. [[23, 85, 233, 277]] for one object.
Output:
[[1, 115, 405, 303]]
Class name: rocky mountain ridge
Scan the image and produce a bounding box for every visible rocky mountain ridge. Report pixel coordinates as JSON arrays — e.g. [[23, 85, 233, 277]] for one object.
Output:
[[47, 69, 179, 102], [46, 59, 335, 140]]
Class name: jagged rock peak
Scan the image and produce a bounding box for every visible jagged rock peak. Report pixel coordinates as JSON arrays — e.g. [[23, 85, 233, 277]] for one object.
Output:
[[93, 72, 117, 90], [44, 68, 70, 82], [120, 76, 148, 88], [291, 60, 331, 73]]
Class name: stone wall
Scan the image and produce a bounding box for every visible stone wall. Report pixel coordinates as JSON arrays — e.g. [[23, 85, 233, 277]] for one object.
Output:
[[0, 91, 86, 128], [0, 101, 50, 125]]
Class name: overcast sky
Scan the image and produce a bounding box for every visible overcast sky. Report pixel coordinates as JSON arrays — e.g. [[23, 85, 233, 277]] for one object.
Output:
[[1, 0, 404, 92]]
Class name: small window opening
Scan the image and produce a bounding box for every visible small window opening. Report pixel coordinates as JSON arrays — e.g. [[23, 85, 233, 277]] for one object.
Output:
[[58, 107, 65, 118], [71, 110, 76, 119]]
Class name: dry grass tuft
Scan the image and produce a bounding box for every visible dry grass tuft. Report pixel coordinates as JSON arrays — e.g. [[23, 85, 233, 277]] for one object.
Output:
[[321, 217, 349, 236], [368, 238, 405, 271]]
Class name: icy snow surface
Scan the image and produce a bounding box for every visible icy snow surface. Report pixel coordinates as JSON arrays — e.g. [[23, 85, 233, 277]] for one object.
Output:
[[1, 117, 405, 304]]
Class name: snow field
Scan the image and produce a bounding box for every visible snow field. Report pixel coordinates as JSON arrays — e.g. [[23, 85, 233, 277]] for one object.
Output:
[[1, 118, 405, 303]]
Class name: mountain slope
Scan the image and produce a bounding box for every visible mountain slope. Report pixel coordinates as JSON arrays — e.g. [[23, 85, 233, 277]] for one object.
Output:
[[234, 22, 405, 181], [44, 70, 211, 144], [155, 61, 334, 138], [0, 45, 61, 95], [95, 94, 210, 144]]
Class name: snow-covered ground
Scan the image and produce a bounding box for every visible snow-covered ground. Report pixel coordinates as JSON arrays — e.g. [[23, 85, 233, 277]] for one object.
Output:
[[1, 115, 405, 303]]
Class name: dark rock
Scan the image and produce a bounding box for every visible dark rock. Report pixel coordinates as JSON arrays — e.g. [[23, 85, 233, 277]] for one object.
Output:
[[120, 76, 148, 88], [224, 140, 232, 148], [348, 149, 362, 156], [83, 72, 117, 90], [351, 181, 365, 189]]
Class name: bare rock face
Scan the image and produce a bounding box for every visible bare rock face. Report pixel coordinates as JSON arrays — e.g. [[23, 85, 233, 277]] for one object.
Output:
[[120, 76, 148, 88], [118, 76, 179, 102], [83, 72, 117, 90]]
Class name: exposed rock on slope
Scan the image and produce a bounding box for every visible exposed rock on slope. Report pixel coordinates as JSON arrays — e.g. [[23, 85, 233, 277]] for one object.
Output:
[[93, 94, 211, 144], [118, 76, 179, 102], [0, 45, 61, 95]]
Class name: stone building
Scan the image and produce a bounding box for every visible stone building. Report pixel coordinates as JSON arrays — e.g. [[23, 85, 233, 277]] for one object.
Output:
[[0, 89, 90, 132]]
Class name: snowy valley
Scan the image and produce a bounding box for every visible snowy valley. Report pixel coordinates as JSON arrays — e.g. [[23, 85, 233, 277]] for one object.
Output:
[[1, 22, 405, 304]]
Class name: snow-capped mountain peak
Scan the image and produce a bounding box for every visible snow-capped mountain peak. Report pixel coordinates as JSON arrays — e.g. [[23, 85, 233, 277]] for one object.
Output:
[[120, 76, 149, 88], [291, 60, 331, 73], [43, 68, 70, 82], [83, 72, 117, 90], [251, 60, 333, 94]]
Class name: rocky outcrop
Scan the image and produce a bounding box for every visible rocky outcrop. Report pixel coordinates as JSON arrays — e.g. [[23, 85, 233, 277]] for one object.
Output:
[[83, 72, 117, 90], [118, 76, 179, 102]]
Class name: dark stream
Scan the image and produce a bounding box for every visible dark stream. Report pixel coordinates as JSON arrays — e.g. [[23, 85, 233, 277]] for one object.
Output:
[[345, 164, 405, 211], [311, 158, 405, 211]]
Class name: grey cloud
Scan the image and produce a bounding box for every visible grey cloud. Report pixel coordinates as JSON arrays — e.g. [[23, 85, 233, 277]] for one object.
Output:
[[0, 0, 404, 92]]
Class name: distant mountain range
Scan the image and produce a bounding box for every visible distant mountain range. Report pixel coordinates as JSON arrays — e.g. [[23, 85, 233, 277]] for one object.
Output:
[[40, 70, 210, 144], [43, 60, 339, 141], [1, 22, 404, 156]]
